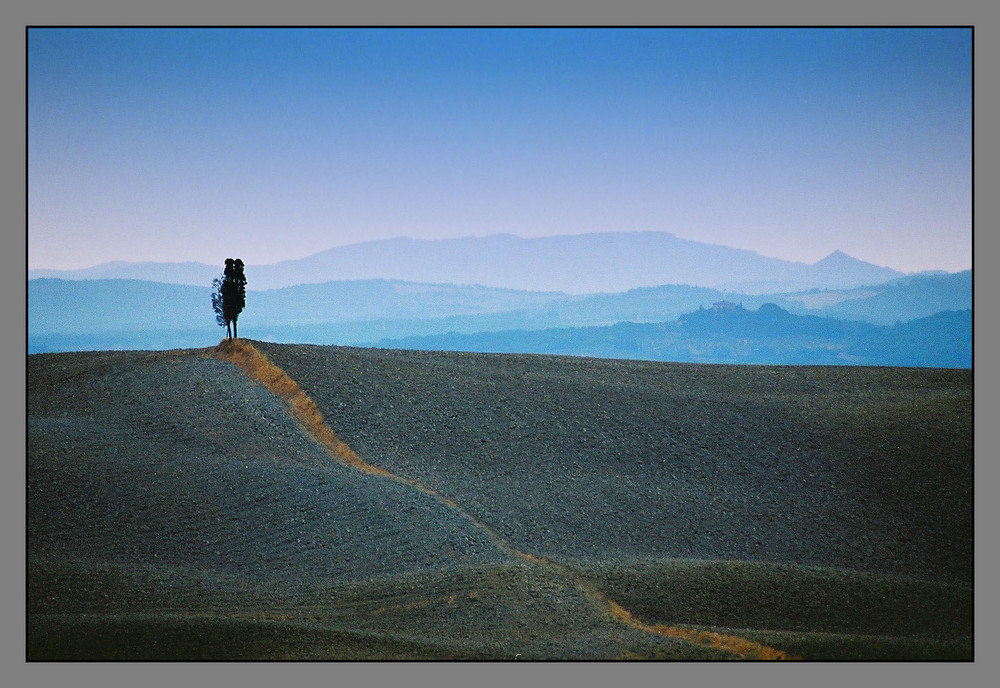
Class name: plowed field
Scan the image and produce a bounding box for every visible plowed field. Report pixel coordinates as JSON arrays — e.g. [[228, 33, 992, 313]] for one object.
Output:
[[27, 341, 972, 660]]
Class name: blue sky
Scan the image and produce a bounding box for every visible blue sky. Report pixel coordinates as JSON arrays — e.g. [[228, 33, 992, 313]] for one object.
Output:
[[28, 27, 972, 274]]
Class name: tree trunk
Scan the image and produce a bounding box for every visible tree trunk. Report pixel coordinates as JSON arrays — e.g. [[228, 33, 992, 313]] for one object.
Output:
[[233, 319, 238, 339]]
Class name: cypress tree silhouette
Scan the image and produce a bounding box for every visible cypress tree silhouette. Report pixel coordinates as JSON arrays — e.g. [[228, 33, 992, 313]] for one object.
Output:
[[211, 258, 246, 339]]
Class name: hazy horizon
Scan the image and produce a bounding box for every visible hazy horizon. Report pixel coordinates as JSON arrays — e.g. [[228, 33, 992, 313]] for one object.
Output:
[[27, 230, 958, 275], [29, 28, 972, 280]]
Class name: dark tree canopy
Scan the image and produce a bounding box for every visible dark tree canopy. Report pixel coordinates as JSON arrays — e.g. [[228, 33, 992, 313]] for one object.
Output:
[[212, 258, 246, 339]]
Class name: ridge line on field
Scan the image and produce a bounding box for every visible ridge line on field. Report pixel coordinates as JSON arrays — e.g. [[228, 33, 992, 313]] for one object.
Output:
[[207, 338, 798, 660]]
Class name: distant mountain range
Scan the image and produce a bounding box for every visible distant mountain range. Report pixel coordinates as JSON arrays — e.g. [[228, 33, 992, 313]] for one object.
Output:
[[28, 231, 969, 363], [28, 268, 971, 365], [378, 303, 972, 369], [29, 231, 907, 294]]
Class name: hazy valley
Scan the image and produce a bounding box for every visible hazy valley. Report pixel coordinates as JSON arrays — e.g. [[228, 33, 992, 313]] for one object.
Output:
[[29, 267, 972, 368], [28, 233, 971, 368]]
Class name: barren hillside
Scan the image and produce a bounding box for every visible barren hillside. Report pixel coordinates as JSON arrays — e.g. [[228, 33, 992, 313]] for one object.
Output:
[[27, 342, 973, 660], [256, 342, 972, 583]]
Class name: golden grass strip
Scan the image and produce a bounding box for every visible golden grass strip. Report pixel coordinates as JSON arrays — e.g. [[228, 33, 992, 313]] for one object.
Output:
[[207, 339, 797, 660], [605, 598, 799, 660], [210, 339, 393, 477], [519, 553, 800, 659]]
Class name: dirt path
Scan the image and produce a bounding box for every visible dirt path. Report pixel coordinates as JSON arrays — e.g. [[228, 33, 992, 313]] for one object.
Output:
[[209, 339, 797, 660]]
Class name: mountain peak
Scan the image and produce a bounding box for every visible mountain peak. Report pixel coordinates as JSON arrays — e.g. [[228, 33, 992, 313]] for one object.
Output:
[[805, 250, 904, 289], [814, 250, 858, 266]]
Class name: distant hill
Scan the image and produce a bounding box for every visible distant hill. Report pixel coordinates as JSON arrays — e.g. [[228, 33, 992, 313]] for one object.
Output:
[[26, 278, 567, 353], [29, 260, 220, 286], [378, 303, 972, 369], [28, 231, 906, 294], [856, 309, 973, 368], [28, 268, 972, 357], [779, 270, 973, 326], [28, 278, 213, 336], [469, 270, 972, 330]]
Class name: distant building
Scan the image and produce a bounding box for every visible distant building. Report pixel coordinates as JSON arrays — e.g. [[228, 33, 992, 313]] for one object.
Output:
[[711, 300, 740, 312]]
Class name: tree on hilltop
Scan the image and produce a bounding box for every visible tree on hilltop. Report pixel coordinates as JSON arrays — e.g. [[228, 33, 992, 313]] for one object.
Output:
[[211, 258, 246, 339]]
